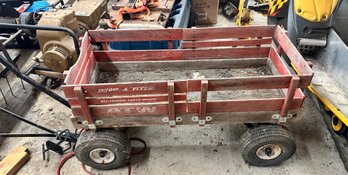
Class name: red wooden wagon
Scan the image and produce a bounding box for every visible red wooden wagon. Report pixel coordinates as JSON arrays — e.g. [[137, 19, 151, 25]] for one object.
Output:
[[62, 25, 313, 169]]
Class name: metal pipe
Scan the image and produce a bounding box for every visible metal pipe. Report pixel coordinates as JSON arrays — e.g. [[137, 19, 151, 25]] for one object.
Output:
[[2, 29, 23, 46], [0, 106, 56, 134], [0, 42, 17, 66], [34, 70, 64, 79], [25, 65, 53, 75], [0, 23, 80, 56], [0, 133, 56, 137]]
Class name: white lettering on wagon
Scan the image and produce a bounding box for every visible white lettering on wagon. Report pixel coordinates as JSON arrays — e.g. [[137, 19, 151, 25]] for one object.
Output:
[[97, 86, 156, 93], [100, 98, 158, 103], [107, 106, 157, 114]]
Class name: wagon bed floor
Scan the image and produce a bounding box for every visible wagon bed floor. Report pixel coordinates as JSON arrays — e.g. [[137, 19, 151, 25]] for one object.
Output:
[[96, 66, 270, 83], [96, 65, 283, 100]]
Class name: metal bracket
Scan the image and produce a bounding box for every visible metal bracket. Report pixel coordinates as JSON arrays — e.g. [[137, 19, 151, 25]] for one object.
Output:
[[169, 120, 176, 127], [95, 120, 103, 126], [82, 121, 97, 129], [162, 117, 169, 123], [176, 117, 183, 123], [272, 114, 293, 123], [162, 117, 180, 127], [192, 116, 212, 125], [198, 120, 205, 125]]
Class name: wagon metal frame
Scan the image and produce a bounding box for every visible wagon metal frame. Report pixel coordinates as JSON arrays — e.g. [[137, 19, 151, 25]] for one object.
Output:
[[62, 25, 313, 130]]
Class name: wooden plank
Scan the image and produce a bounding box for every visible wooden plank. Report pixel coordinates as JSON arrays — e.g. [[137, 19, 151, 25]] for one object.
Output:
[[268, 46, 291, 75], [70, 35, 96, 85], [274, 26, 313, 76], [199, 80, 208, 124], [88, 28, 182, 42], [72, 103, 163, 117], [71, 97, 304, 117], [182, 26, 276, 40], [64, 81, 190, 98], [94, 50, 183, 62], [168, 40, 173, 49], [187, 76, 292, 91], [87, 102, 188, 117], [280, 75, 300, 116], [64, 74, 294, 98], [97, 58, 268, 72], [95, 47, 270, 61], [267, 48, 312, 88], [67, 94, 187, 105], [182, 38, 272, 48], [0, 146, 30, 175], [267, 55, 307, 104], [71, 111, 279, 128], [71, 111, 281, 128], [74, 87, 94, 124], [203, 98, 303, 113], [77, 49, 96, 84], [167, 82, 175, 126], [64, 82, 172, 98], [182, 47, 270, 59], [64, 32, 90, 85]]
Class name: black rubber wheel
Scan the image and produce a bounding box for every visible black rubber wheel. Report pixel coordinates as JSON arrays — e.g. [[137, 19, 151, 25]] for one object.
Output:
[[240, 125, 296, 166], [331, 115, 347, 135], [318, 101, 347, 135], [75, 129, 131, 170]]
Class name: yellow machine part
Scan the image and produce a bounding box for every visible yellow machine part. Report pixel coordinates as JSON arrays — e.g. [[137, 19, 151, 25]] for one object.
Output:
[[294, 0, 338, 22], [268, 0, 288, 15], [291, 63, 348, 128], [236, 0, 252, 26]]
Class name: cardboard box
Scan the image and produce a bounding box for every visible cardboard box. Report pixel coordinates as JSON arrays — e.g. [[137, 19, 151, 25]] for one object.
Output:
[[192, 0, 219, 25]]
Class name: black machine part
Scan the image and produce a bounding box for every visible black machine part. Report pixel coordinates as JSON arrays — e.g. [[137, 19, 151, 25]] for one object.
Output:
[[286, 0, 342, 54], [0, 23, 81, 108], [221, 0, 239, 19], [0, 106, 78, 158]]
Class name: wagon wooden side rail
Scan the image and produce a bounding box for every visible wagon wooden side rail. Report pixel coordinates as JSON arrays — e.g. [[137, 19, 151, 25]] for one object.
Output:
[[62, 26, 313, 129]]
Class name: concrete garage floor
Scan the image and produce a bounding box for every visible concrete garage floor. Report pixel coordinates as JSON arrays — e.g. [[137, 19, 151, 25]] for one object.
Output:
[[0, 10, 347, 175]]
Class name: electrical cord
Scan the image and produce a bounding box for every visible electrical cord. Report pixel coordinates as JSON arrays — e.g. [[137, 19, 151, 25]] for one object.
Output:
[[130, 137, 147, 155], [55, 152, 76, 175], [81, 163, 95, 175]]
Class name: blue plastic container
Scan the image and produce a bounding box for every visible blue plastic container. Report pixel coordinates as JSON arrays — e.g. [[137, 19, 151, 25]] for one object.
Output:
[[108, 0, 191, 50]]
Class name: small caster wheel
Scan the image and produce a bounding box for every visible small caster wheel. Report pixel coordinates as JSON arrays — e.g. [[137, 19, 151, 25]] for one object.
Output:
[[75, 129, 131, 170], [331, 114, 347, 135], [240, 125, 296, 166]]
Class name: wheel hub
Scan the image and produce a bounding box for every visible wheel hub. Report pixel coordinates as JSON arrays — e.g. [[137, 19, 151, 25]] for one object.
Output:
[[331, 115, 343, 132], [89, 148, 116, 164], [256, 144, 282, 160]]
